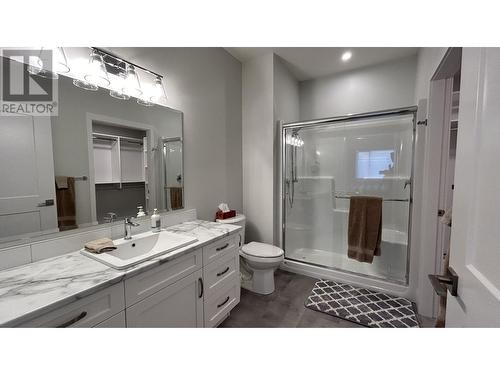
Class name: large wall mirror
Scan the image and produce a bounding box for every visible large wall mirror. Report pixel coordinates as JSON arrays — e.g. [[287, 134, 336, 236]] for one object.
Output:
[[0, 54, 184, 244]]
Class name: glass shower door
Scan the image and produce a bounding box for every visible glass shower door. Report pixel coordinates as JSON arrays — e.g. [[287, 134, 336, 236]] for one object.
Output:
[[283, 112, 414, 284]]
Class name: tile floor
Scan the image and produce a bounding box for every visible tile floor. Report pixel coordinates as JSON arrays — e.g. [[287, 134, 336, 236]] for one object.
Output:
[[220, 269, 435, 328]]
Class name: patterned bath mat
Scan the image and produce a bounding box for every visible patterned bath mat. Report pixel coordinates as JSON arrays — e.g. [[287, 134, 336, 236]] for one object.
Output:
[[305, 279, 420, 328]]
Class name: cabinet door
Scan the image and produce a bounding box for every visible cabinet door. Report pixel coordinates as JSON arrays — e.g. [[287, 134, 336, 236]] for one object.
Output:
[[126, 270, 204, 327], [94, 311, 126, 328]]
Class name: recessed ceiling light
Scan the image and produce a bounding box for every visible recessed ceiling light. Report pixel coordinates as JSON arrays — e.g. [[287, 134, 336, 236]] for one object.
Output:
[[341, 51, 352, 62]]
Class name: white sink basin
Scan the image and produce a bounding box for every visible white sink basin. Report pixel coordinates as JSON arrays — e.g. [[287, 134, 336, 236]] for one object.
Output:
[[81, 230, 198, 269]]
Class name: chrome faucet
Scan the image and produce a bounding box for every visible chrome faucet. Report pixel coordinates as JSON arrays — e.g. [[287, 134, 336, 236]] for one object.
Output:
[[104, 212, 117, 223], [124, 217, 140, 240]]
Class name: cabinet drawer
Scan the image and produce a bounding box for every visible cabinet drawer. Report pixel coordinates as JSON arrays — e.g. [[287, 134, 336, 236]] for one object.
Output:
[[94, 310, 126, 328], [203, 251, 239, 299], [203, 233, 240, 265], [125, 248, 202, 307], [204, 278, 240, 328], [19, 283, 125, 328]]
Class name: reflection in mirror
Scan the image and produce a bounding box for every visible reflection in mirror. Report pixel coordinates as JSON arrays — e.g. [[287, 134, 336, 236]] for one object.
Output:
[[0, 55, 183, 244], [162, 138, 183, 211]]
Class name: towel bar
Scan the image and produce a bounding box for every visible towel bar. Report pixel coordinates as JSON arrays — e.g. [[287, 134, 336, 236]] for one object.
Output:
[[334, 194, 409, 202]]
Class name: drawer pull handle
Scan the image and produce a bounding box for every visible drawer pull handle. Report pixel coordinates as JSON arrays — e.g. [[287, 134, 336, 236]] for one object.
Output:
[[198, 277, 204, 298], [217, 267, 230, 277], [216, 243, 229, 252], [217, 296, 230, 308], [57, 311, 87, 328]]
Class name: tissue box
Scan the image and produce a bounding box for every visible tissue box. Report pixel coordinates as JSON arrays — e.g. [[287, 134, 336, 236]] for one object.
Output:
[[216, 210, 236, 220]]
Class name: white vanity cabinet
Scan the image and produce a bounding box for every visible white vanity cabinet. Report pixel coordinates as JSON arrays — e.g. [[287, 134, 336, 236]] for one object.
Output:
[[123, 231, 241, 328], [17, 230, 241, 328]]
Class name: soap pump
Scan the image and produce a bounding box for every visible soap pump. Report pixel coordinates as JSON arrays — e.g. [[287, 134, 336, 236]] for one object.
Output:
[[136, 206, 146, 218], [151, 209, 161, 232]]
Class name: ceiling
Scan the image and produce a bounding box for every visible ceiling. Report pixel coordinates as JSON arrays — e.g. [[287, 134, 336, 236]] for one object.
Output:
[[225, 47, 419, 81]]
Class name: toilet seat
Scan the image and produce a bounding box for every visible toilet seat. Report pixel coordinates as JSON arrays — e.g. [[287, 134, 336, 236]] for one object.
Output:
[[242, 241, 284, 258]]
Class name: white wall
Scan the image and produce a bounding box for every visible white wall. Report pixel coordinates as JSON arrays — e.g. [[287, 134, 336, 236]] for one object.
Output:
[[107, 48, 243, 221], [299, 55, 418, 120], [273, 55, 300, 244], [241, 53, 300, 245], [414, 48, 449, 103], [242, 53, 274, 244]]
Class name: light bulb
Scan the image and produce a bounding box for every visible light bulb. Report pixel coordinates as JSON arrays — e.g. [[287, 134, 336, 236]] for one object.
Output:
[[150, 76, 166, 102], [84, 51, 110, 87], [341, 50, 352, 62], [122, 65, 142, 97]]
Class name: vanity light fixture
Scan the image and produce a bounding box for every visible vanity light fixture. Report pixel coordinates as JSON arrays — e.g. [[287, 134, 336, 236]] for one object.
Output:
[[137, 97, 154, 107], [73, 78, 98, 91], [150, 75, 167, 102], [123, 64, 142, 97], [110, 90, 130, 100], [109, 67, 130, 100], [341, 50, 352, 62], [84, 49, 110, 87], [286, 133, 304, 147], [27, 47, 70, 79], [71, 47, 167, 106]]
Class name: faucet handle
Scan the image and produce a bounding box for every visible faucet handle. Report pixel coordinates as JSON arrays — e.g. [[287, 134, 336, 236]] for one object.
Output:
[[125, 217, 140, 226]]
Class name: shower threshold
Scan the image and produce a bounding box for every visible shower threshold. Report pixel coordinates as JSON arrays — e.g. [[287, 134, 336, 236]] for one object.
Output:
[[285, 247, 407, 285]]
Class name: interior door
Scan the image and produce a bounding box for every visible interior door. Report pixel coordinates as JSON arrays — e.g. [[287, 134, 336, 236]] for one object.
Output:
[[0, 115, 57, 239], [445, 48, 500, 326]]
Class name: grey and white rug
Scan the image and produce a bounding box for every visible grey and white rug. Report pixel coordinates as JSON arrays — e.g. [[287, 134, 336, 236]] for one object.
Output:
[[305, 279, 420, 328]]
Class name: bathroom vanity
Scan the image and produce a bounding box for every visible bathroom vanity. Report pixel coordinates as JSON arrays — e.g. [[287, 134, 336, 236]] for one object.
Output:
[[0, 220, 242, 328]]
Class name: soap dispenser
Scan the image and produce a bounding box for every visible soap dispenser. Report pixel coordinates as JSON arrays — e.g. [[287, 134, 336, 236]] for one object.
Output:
[[151, 209, 161, 232], [137, 206, 146, 218]]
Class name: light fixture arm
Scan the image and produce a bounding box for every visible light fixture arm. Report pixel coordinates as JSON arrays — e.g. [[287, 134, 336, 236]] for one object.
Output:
[[91, 47, 163, 79]]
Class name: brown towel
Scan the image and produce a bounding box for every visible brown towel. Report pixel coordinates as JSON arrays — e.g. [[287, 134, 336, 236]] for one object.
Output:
[[84, 238, 117, 254], [55, 177, 77, 231], [170, 187, 183, 210], [347, 196, 382, 264]]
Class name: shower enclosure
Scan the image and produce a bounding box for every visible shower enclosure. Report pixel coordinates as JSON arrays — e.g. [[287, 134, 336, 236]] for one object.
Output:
[[281, 107, 416, 285]]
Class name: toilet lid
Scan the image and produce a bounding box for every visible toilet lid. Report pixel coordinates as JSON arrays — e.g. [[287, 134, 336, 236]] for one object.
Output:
[[242, 242, 284, 258]]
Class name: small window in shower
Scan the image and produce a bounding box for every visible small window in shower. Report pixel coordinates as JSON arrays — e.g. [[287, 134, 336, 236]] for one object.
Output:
[[356, 150, 394, 179]]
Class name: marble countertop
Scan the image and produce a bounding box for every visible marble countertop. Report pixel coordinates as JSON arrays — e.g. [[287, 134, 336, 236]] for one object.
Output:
[[0, 220, 241, 327]]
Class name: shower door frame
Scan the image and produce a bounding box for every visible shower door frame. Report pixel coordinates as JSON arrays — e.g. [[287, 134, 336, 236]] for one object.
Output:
[[279, 106, 418, 286]]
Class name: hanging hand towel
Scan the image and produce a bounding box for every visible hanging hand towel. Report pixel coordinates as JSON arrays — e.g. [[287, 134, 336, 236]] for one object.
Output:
[[347, 196, 382, 264], [55, 176, 77, 231]]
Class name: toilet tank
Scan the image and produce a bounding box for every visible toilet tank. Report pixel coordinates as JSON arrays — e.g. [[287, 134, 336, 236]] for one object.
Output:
[[216, 214, 246, 244]]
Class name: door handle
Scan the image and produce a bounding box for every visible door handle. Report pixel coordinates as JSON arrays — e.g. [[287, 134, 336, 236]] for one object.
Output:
[[198, 277, 204, 298], [37, 199, 54, 207], [56, 311, 87, 328], [217, 267, 230, 277], [217, 296, 230, 309], [216, 243, 229, 252], [428, 266, 458, 297]]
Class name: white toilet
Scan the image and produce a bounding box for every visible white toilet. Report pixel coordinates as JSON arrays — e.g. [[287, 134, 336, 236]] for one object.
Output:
[[216, 214, 284, 295]]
